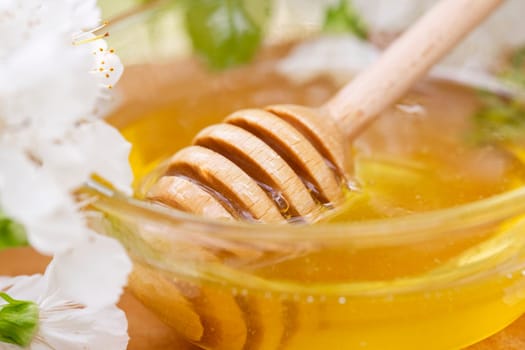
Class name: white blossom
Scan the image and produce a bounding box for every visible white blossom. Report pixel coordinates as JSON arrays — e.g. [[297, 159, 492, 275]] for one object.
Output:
[[0, 149, 86, 255], [277, 36, 378, 86], [352, 0, 525, 70], [0, 0, 100, 60], [47, 232, 132, 309], [269, 0, 525, 72], [0, 0, 132, 348], [277, 36, 521, 98], [0, 0, 132, 254], [351, 0, 438, 33], [88, 35, 124, 90], [33, 120, 133, 195], [0, 234, 131, 350], [0, 0, 126, 137], [0, 34, 99, 137]]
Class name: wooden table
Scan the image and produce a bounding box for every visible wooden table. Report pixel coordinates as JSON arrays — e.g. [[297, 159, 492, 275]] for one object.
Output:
[[1, 247, 524, 349]]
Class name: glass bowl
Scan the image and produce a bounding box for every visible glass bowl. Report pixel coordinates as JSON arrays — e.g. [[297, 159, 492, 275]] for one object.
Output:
[[90, 1, 525, 349], [90, 182, 525, 350]]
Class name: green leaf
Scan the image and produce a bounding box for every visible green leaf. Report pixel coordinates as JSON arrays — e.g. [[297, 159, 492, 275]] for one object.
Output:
[[323, 0, 368, 39], [468, 91, 525, 145], [184, 0, 264, 69], [468, 46, 525, 145], [510, 46, 525, 70], [240, 0, 271, 30], [501, 46, 525, 88], [0, 292, 39, 347], [0, 212, 28, 251]]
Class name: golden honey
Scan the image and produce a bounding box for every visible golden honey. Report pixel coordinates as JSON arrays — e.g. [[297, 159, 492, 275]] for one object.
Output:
[[104, 44, 525, 350]]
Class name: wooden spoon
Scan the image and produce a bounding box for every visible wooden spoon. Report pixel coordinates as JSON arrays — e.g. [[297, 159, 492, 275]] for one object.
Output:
[[147, 0, 504, 222]]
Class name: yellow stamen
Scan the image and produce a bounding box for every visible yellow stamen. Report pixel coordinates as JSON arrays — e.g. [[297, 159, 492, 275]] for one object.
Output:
[[86, 21, 108, 34], [73, 32, 109, 46]]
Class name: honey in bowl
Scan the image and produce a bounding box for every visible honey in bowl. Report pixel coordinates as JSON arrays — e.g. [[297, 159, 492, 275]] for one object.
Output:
[[103, 40, 525, 349]]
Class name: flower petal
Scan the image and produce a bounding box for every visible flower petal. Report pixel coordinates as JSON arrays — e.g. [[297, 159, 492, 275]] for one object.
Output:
[[0, 34, 99, 134], [34, 303, 128, 350], [0, 149, 66, 221], [91, 39, 124, 89], [46, 232, 132, 309], [25, 208, 87, 256], [55, 121, 132, 194], [0, 149, 87, 255], [0, 275, 46, 303]]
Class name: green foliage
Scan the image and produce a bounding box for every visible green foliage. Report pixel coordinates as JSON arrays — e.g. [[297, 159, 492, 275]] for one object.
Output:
[[469, 47, 525, 145], [501, 46, 525, 88], [469, 92, 525, 145], [0, 212, 28, 251], [0, 293, 39, 347], [323, 0, 368, 39], [184, 0, 265, 69], [511, 47, 525, 69]]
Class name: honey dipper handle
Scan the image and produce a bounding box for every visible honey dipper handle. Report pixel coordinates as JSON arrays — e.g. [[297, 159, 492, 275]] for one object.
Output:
[[325, 0, 504, 138]]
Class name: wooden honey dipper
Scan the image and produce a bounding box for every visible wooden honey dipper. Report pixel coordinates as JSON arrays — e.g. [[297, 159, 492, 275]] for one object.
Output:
[[147, 0, 504, 223]]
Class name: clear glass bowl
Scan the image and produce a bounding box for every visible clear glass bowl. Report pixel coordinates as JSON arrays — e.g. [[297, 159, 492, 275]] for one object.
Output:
[[90, 2, 525, 349], [89, 180, 525, 350]]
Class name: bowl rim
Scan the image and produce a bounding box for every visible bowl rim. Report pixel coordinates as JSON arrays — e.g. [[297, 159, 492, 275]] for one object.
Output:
[[88, 179, 525, 295], [88, 179, 525, 243]]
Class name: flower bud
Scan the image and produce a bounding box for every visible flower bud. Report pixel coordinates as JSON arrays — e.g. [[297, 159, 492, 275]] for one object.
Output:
[[0, 292, 39, 347]]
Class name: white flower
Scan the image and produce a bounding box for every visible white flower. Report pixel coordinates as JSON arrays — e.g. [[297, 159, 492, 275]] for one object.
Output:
[[0, 0, 126, 136], [277, 36, 379, 86], [0, 23, 123, 140], [0, 233, 131, 350], [351, 0, 438, 33], [33, 120, 133, 195], [0, 34, 99, 137], [0, 149, 86, 255], [0, 0, 132, 197], [47, 232, 132, 309], [352, 0, 525, 70], [269, 0, 525, 72], [0, 0, 133, 347], [87, 36, 124, 90], [0, 124, 132, 255], [0, 0, 100, 60]]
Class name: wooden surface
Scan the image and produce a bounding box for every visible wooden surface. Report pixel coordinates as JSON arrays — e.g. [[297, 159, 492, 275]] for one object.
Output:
[[0, 248, 197, 350], [1, 247, 524, 350]]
